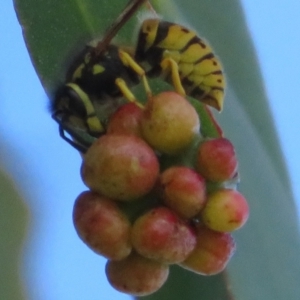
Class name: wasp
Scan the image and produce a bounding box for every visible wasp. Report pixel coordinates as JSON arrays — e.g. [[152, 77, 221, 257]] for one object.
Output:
[[52, 0, 225, 153]]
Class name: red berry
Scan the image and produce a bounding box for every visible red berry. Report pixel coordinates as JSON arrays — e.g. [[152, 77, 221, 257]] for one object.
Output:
[[107, 103, 143, 137], [106, 252, 169, 296], [141, 91, 200, 154], [81, 134, 159, 201], [131, 207, 196, 264], [73, 191, 131, 260], [196, 138, 238, 182], [160, 166, 206, 219], [201, 189, 249, 232], [180, 226, 236, 275]]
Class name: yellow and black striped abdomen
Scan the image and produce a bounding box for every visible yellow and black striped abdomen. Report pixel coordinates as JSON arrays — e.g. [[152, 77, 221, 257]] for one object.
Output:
[[135, 19, 225, 111]]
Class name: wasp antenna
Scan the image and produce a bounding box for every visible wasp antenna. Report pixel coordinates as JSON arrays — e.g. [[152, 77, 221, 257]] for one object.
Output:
[[95, 0, 149, 56], [144, 0, 158, 17]]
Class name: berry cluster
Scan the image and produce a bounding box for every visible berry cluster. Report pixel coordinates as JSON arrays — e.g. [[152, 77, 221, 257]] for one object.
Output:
[[73, 91, 249, 296]]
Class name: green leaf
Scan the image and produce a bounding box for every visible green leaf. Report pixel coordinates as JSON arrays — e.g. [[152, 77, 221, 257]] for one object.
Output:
[[14, 0, 300, 299]]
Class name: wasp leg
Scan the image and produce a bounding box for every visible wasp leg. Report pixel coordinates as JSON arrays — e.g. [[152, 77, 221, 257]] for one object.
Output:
[[52, 111, 95, 153], [58, 124, 90, 153], [160, 58, 186, 96], [118, 49, 152, 98], [115, 78, 144, 108]]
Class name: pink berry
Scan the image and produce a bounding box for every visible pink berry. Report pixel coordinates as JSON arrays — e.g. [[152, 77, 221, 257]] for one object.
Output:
[[73, 191, 131, 260], [106, 252, 169, 296], [81, 134, 159, 201], [107, 103, 143, 137], [131, 207, 196, 264], [160, 166, 206, 219], [196, 138, 238, 182], [180, 225, 236, 275]]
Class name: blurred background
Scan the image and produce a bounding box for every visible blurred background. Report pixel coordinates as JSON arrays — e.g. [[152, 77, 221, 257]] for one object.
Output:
[[0, 0, 299, 299]]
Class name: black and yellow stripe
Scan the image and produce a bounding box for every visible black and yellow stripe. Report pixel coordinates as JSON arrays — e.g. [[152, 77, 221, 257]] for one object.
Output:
[[135, 19, 225, 111]]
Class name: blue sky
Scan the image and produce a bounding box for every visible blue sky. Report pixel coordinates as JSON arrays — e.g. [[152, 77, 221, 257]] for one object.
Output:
[[0, 1, 299, 299], [240, 0, 300, 211]]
